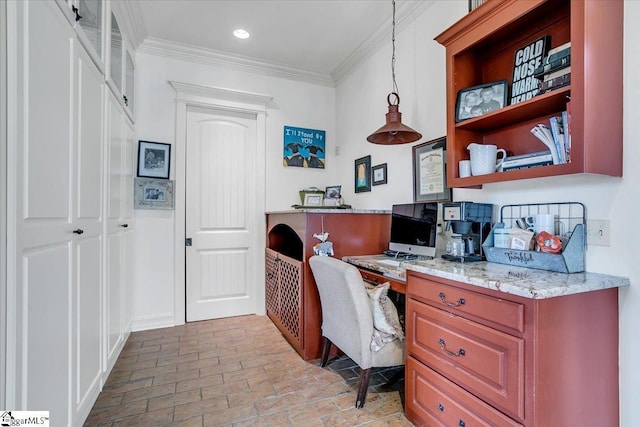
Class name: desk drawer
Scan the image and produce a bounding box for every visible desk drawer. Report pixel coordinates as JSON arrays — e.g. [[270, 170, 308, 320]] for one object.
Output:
[[359, 269, 406, 294], [407, 298, 525, 420], [408, 274, 524, 334], [406, 356, 522, 427]]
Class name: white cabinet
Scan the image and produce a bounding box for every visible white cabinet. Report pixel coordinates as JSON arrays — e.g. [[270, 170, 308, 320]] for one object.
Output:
[[8, 1, 103, 424], [105, 93, 135, 372], [107, 7, 135, 120], [6, 0, 134, 424], [56, 0, 105, 71]]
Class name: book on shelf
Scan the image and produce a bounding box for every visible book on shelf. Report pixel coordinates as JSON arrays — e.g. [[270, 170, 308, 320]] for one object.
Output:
[[549, 116, 567, 163], [502, 150, 553, 168], [538, 73, 570, 94], [562, 104, 572, 162], [546, 41, 571, 57], [503, 160, 554, 171], [545, 45, 570, 65], [545, 66, 571, 81], [533, 54, 570, 79]]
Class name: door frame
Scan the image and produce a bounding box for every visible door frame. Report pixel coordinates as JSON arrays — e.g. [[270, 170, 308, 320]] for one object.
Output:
[[169, 81, 272, 325]]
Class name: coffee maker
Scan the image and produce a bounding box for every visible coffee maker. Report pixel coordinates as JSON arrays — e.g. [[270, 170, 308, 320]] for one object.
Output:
[[442, 201, 493, 262]]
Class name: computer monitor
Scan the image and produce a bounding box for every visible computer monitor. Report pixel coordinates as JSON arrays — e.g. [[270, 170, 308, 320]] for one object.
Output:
[[388, 202, 438, 258]]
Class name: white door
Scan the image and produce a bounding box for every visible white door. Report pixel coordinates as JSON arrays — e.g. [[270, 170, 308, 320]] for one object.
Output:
[[186, 107, 258, 321]]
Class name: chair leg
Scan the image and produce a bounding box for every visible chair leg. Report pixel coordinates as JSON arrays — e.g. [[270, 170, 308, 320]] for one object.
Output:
[[355, 368, 372, 409], [320, 337, 332, 368]]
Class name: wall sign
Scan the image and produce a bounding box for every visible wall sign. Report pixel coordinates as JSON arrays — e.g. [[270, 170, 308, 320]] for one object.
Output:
[[510, 35, 550, 105], [283, 126, 326, 168]]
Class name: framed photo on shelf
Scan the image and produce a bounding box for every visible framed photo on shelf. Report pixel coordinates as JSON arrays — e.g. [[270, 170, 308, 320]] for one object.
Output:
[[468, 0, 487, 12], [137, 140, 171, 179], [134, 178, 175, 210], [303, 193, 324, 207], [354, 155, 371, 193], [455, 80, 508, 122], [324, 185, 341, 199], [372, 163, 387, 186], [412, 137, 451, 202]]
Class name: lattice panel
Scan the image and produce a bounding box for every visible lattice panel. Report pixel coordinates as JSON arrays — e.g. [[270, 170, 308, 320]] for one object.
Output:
[[265, 249, 279, 315], [264, 248, 302, 341], [277, 257, 301, 339]]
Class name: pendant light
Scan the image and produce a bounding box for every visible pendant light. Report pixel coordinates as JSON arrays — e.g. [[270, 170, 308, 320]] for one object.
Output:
[[367, 0, 422, 145]]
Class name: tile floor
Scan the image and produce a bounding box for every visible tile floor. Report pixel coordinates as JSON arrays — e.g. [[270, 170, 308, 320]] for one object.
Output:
[[84, 315, 413, 426]]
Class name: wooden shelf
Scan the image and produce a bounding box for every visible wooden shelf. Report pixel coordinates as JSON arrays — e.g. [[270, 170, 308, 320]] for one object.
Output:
[[436, 0, 623, 187]]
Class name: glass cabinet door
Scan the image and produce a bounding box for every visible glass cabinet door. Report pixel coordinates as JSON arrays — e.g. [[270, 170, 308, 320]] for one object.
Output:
[[110, 12, 123, 93], [77, 0, 102, 58], [125, 50, 134, 112]]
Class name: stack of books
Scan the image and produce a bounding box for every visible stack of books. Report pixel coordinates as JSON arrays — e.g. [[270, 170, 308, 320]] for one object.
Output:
[[534, 42, 570, 94], [530, 110, 571, 165], [502, 150, 554, 171]]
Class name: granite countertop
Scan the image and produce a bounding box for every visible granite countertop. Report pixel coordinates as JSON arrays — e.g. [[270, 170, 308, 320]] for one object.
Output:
[[267, 209, 390, 214], [343, 254, 630, 300]]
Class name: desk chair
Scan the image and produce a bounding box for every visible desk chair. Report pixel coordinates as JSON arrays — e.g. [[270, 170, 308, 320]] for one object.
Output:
[[309, 256, 405, 408]]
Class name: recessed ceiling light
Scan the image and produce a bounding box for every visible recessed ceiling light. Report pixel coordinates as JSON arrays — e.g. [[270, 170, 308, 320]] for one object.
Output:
[[233, 29, 250, 39]]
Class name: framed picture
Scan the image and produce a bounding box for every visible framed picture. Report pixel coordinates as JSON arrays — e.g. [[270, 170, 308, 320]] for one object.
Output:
[[372, 163, 387, 185], [134, 178, 175, 210], [354, 155, 371, 193], [325, 185, 341, 199], [413, 137, 451, 202], [137, 140, 171, 179], [303, 193, 324, 207], [455, 80, 508, 122]]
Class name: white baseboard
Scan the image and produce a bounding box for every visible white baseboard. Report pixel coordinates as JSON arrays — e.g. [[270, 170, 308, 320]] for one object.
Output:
[[131, 313, 176, 332]]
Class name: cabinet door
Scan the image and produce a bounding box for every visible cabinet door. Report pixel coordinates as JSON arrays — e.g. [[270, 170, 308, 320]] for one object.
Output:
[[108, 11, 123, 98], [12, 1, 74, 424], [73, 42, 104, 424], [121, 119, 135, 333], [105, 95, 124, 371], [124, 49, 135, 117], [76, 0, 103, 67]]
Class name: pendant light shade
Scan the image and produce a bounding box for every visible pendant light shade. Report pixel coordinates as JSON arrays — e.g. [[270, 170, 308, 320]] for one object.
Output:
[[367, 0, 422, 145], [367, 93, 422, 145]]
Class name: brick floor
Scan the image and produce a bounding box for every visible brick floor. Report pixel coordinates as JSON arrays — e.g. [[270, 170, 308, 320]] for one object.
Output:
[[84, 315, 412, 426]]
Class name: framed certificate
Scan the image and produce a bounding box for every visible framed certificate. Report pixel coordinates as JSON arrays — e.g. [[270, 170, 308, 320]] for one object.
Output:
[[412, 136, 451, 202]]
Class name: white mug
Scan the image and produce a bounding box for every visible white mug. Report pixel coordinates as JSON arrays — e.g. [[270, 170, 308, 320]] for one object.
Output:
[[467, 143, 507, 176], [534, 214, 555, 235], [459, 160, 472, 178]]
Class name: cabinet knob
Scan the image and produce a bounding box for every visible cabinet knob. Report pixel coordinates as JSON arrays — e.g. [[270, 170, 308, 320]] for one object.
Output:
[[437, 403, 444, 412], [72, 229, 84, 235], [459, 421, 466, 427], [439, 292, 465, 307], [120, 223, 129, 228]]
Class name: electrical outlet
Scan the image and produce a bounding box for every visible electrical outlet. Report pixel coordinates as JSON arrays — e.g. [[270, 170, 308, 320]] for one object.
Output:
[[586, 219, 610, 246]]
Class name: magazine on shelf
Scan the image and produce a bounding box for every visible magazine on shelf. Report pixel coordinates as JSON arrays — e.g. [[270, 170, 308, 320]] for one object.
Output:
[[549, 116, 567, 163], [530, 124, 561, 165], [562, 107, 571, 162]]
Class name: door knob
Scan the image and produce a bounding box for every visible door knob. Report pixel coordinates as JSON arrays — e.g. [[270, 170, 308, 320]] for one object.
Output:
[[120, 224, 129, 228], [72, 229, 84, 235]]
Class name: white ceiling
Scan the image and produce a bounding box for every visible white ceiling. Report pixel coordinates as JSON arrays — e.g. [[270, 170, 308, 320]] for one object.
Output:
[[135, 0, 429, 85]]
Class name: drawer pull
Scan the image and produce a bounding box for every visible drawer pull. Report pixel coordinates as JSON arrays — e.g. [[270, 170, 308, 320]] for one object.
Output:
[[439, 292, 465, 307], [439, 338, 465, 357], [437, 403, 444, 412]]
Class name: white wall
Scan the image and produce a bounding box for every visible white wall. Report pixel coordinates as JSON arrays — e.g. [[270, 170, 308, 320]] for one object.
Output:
[[133, 53, 336, 328], [336, 0, 639, 424]]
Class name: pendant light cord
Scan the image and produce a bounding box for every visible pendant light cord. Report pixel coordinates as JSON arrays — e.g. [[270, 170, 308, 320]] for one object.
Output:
[[391, 0, 398, 96]]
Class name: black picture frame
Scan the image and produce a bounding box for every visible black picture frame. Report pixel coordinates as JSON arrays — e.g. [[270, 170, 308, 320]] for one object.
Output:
[[412, 136, 451, 202], [324, 185, 341, 199], [137, 140, 171, 179], [354, 155, 371, 193], [455, 80, 508, 123], [468, 0, 487, 12], [372, 163, 387, 186]]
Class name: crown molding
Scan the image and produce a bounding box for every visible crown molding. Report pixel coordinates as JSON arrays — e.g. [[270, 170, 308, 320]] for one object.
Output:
[[332, 0, 434, 85], [139, 38, 335, 87], [110, 0, 147, 51]]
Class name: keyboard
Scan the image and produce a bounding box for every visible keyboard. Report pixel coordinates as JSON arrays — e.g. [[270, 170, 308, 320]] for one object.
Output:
[[383, 250, 418, 260], [378, 259, 401, 267]]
